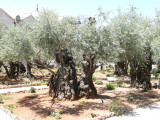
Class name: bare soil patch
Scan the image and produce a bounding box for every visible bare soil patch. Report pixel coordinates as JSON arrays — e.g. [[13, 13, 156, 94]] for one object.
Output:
[[0, 82, 160, 120]]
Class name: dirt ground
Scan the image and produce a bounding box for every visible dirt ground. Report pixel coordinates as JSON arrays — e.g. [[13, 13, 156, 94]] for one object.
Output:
[[0, 82, 160, 120], [0, 68, 51, 88], [0, 70, 160, 120]]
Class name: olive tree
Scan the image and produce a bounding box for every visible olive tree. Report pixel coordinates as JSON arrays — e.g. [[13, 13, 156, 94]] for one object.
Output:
[[71, 10, 112, 98], [109, 7, 154, 89], [0, 25, 34, 78], [31, 10, 80, 100]]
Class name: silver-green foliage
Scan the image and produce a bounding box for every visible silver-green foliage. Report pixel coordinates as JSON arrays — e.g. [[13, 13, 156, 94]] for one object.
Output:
[[0, 26, 33, 62], [109, 6, 154, 65], [31, 10, 77, 61]]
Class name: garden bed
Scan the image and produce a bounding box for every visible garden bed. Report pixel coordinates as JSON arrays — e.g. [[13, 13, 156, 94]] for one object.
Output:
[[0, 82, 160, 120]]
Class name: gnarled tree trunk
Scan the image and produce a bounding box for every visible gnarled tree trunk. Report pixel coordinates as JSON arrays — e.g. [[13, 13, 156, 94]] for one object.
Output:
[[49, 49, 78, 100], [130, 51, 152, 89], [115, 61, 128, 76], [130, 60, 138, 88], [78, 54, 98, 98]]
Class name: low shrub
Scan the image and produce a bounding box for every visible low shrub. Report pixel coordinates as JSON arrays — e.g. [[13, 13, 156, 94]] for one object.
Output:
[[50, 110, 63, 119], [91, 113, 99, 118], [108, 100, 124, 116], [29, 87, 36, 93], [117, 80, 124, 87], [6, 104, 14, 113], [106, 73, 111, 77], [113, 74, 118, 77], [128, 96, 134, 101], [106, 83, 116, 90], [95, 80, 103, 85]]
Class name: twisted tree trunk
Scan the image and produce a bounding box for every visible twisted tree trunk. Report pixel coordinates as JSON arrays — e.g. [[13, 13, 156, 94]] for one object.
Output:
[[49, 49, 78, 100], [130, 51, 152, 89], [130, 60, 138, 88], [78, 54, 98, 98], [115, 61, 128, 76]]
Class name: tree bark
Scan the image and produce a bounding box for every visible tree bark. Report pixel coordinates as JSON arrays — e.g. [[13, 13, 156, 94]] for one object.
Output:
[[130, 60, 138, 88], [49, 49, 78, 100], [78, 54, 98, 98], [130, 51, 152, 89], [115, 61, 128, 76]]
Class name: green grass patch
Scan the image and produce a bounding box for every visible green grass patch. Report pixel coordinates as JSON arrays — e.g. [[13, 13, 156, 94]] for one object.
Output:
[[0, 96, 10, 102], [106, 83, 116, 90]]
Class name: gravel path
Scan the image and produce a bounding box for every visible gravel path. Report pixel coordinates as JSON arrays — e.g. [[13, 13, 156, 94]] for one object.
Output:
[[0, 108, 13, 120], [0, 85, 48, 94], [106, 101, 160, 120]]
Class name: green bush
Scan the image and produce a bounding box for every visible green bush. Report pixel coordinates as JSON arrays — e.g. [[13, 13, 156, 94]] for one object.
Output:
[[7, 104, 14, 110], [50, 110, 63, 119], [6, 104, 14, 113], [58, 110, 63, 114], [106, 83, 116, 90], [113, 74, 118, 77], [106, 74, 111, 77], [29, 87, 36, 93], [91, 113, 99, 118], [128, 96, 134, 101], [108, 100, 124, 116], [95, 80, 103, 85]]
